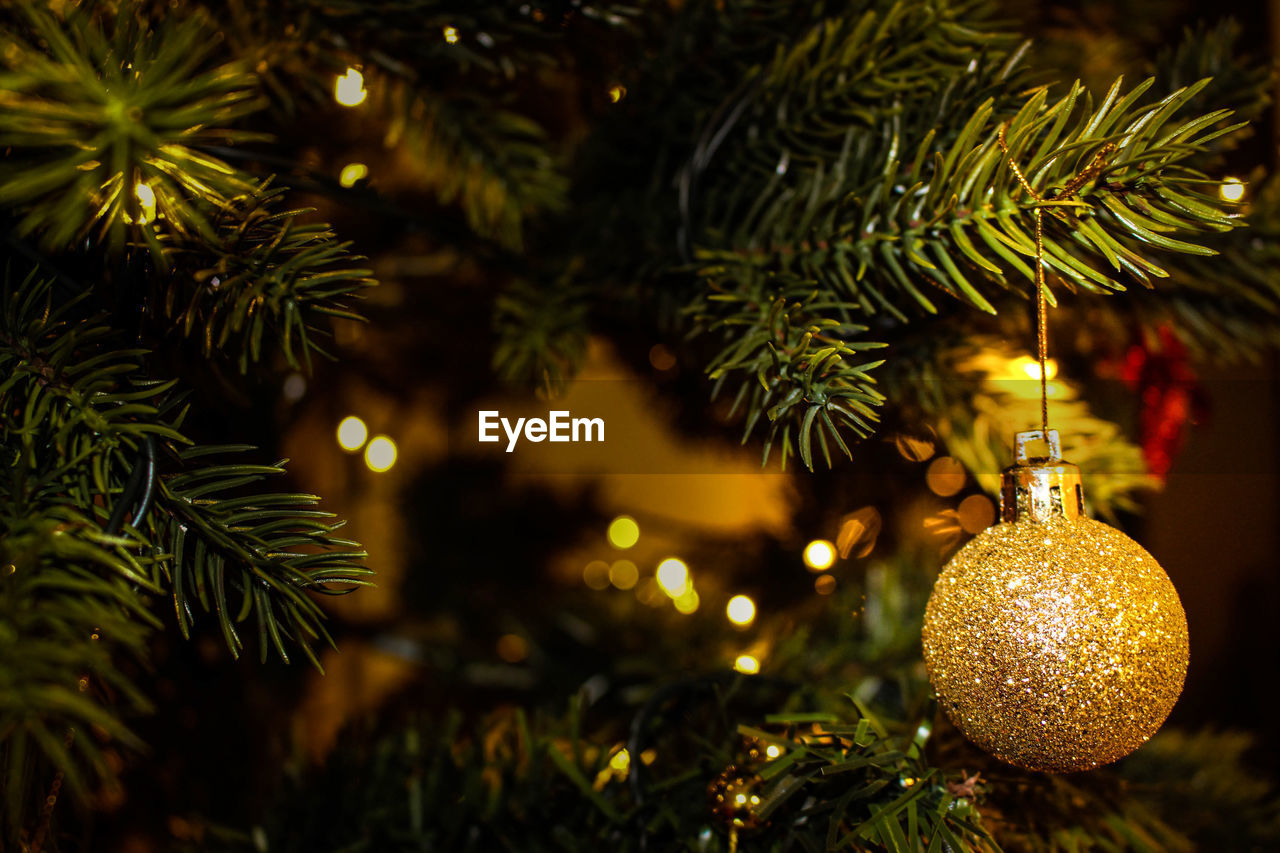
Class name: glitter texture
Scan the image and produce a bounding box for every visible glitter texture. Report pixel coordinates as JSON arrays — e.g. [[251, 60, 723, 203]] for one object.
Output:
[[922, 515, 1188, 773]]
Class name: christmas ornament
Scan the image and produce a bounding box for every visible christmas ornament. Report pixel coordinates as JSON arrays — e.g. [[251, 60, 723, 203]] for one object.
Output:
[[922, 429, 1188, 772], [921, 125, 1190, 772], [1117, 325, 1206, 481], [706, 766, 765, 831]]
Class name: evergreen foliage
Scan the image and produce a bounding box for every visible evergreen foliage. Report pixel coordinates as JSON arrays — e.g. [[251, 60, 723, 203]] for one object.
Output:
[[0, 0, 1277, 849]]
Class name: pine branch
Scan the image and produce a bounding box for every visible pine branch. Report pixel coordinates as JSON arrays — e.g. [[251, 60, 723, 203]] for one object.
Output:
[[156, 445, 372, 668], [691, 274, 887, 470], [0, 270, 371, 837], [157, 184, 376, 373], [705, 73, 1245, 315], [376, 77, 568, 251], [1120, 174, 1280, 362], [0, 1, 265, 250], [1151, 18, 1272, 154], [197, 697, 999, 852], [687, 58, 1248, 466], [492, 276, 591, 394], [0, 271, 169, 841], [221, 0, 646, 115], [0, 515, 156, 843], [220, 0, 645, 248], [1117, 729, 1280, 848]]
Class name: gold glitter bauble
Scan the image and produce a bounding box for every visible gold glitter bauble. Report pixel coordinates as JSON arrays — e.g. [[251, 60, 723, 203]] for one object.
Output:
[[922, 431, 1188, 773], [707, 766, 765, 831]]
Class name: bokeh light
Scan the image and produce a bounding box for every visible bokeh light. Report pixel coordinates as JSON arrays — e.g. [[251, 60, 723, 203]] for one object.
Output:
[[765, 744, 783, 759], [282, 373, 306, 402], [894, 432, 935, 462], [926, 456, 966, 496], [608, 84, 627, 103], [836, 506, 882, 560], [634, 577, 663, 606], [655, 557, 689, 596], [673, 588, 700, 614], [496, 634, 528, 663], [442, 25, 460, 44], [134, 182, 156, 224], [609, 748, 630, 773], [814, 574, 837, 595], [1012, 354, 1058, 380], [725, 594, 755, 626], [803, 539, 836, 571], [336, 415, 368, 451], [338, 162, 369, 188], [583, 560, 610, 590], [733, 654, 760, 675], [334, 67, 367, 106], [958, 493, 996, 534], [364, 435, 397, 472], [1220, 177, 1245, 202], [607, 515, 640, 549], [609, 559, 638, 590], [648, 343, 676, 371]]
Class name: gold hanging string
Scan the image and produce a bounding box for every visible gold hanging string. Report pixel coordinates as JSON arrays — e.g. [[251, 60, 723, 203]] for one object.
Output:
[[995, 122, 1115, 438]]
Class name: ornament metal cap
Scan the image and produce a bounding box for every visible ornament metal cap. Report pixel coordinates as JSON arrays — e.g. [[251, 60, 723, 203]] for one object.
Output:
[[1000, 429, 1084, 523]]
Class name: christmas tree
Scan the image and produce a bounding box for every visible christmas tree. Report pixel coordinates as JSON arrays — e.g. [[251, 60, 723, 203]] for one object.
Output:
[[2, 0, 1279, 850]]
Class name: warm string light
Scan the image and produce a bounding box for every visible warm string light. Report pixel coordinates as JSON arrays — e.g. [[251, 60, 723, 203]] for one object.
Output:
[[608, 559, 638, 590], [655, 557, 689, 596], [336, 415, 368, 451], [607, 515, 639, 549], [957, 494, 996, 534], [364, 436, 397, 472], [1219, 177, 1246, 202], [330, 413, 396, 473], [122, 181, 158, 225], [802, 539, 836, 571], [926, 456, 966, 497], [338, 162, 368, 188], [582, 528, 700, 614], [134, 181, 156, 224], [442, 25, 460, 44], [583, 560, 610, 590], [725, 594, 755, 626], [673, 587, 700, 614], [334, 67, 368, 107], [1011, 354, 1058, 381], [733, 654, 760, 675]]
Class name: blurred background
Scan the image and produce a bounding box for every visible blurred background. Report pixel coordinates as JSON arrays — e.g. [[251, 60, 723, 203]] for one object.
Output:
[[71, 0, 1279, 848]]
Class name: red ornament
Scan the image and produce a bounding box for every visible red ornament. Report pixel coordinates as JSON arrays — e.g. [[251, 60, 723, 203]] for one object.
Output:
[[1118, 327, 1207, 481]]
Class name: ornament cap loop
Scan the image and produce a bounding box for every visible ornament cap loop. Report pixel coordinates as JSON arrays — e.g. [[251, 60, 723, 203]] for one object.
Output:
[[1001, 430, 1085, 523], [1014, 429, 1062, 464]]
